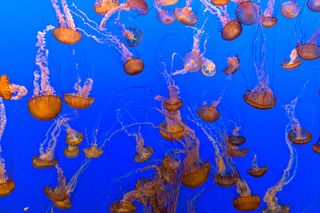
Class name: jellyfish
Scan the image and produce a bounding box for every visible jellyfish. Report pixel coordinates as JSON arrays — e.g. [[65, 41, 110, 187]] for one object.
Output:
[[243, 29, 276, 109], [94, 0, 119, 15], [65, 125, 83, 146], [197, 77, 231, 122], [70, 4, 145, 75], [51, 0, 82, 44], [154, 1, 176, 24], [296, 28, 320, 61], [45, 160, 90, 209], [29, 26, 62, 121], [281, 48, 302, 70], [0, 153, 15, 197], [99, 0, 148, 30], [32, 115, 70, 168], [227, 141, 249, 157], [64, 145, 80, 158], [247, 155, 268, 177], [155, 0, 178, 6], [0, 75, 27, 101], [223, 56, 240, 75], [114, 17, 143, 47], [83, 142, 104, 159], [211, 0, 230, 6], [233, 178, 261, 211], [227, 125, 246, 146], [312, 137, 320, 154], [200, 0, 242, 40], [307, 0, 320, 12], [235, 0, 261, 25], [64, 78, 94, 109], [284, 81, 312, 145], [160, 156, 181, 185], [262, 123, 297, 213], [261, 0, 277, 28], [280, 0, 300, 18], [174, 0, 198, 26]]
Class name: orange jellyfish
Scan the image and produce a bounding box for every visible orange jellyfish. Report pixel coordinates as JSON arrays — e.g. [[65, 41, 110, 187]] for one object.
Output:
[[211, 0, 230, 6], [160, 156, 181, 185], [296, 28, 320, 61], [71, 4, 145, 75], [0, 153, 15, 197], [223, 56, 240, 75], [65, 126, 83, 146], [51, 0, 82, 44], [227, 126, 246, 146], [45, 160, 90, 209], [83, 142, 104, 159], [261, 0, 277, 28], [94, 0, 119, 15], [200, 0, 242, 40], [307, 0, 320, 12], [281, 48, 302, 70], [262, 123, 296, 213], [214, 153, 237, 187], [159, 110, 186, 141], [235, 0, 261, 25], [0, 75, 27, 101], [32, 116, 70, 168], [281, 0, 300, 18], [64, 145, 80, 158], [29, 26, 62, 120], [154, 2, 176, 24], [155, 0, 178, 6], [227, 143, 249, 157], [99, 0, 148, 30], [174, 0, 198, 26], [247, 155, 268, 177], [133, 133, 154, 163], [64, 78, 94, 109], [233, 178, 261, 211], [312, 137, 320, 154], [243, 30, 276, 109]]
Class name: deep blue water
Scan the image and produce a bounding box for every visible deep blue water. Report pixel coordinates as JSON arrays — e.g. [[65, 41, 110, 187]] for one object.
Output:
[[0, 0, 320, 212]]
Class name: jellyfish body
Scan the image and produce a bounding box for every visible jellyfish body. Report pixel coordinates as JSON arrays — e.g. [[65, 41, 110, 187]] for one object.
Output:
[[174, 7, 198, 26], [0, 158, 15, 197], [159, 110, 185, 141], [227, 135, 246, 146], [64, 145, 80, 158], [247, 155, 268, 177], [64, 78, 94, 109], [211, 0, 230, 6], [160, 156, 181, 185], [0, 75, 12, 100], [227, 145, 249, 157], [66, 129, 83, 146], [197, 104, 220, 122], [52, 27, 82, 44], [244, 84, 276, 109], [261, 16, 278, 28], [236, 1, 261, 25], [233, 195, 261, 211], [201, 58, 216, 77], [161, 85, 183, 111], [94, 0, 119, 15], [156, 0, 178, 6], [134, 135, 154, 163], [214, 173, 237, 187], [182, 51, 203, 73], [124, 58, 144, 75], [307, 0, 320, 12], [296, 43, 320, 60], [280, 1, 300, 18], [223, 56, 240, 75], [83, 144, 104, 158], [156, 10, 176, 24], [29, 95, 62, 120], [122, 27, 143, 47], [287, 128, 312, 145], [222, 20, 242, 41], [110, 201, 137, 213]]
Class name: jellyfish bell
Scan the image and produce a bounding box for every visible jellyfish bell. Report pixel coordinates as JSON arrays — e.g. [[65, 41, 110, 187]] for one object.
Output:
[[296, 43, 320, 60], [227, 146, 249, 157], [0, 75, 12, 100], [28, 95, 62, 120], [236, 1, 261, 25], [126, 0, 148, 15], [261, 16, 278, 28], [174, 7, 198, 26], [134, 146, 154, 163], [32, 156, 58, 169], [221, 20, 242, 41], [307, 0, 320, 12], [262, 204, 290, 213], [63, 94, 94, 109], [223, 56, 240, 75], [159, 121, 185, 141], [197, 104, 220, 122], [52, 27, 82, 45], [201, 58, 216, 77], [183, 51, 202, 72], [243, 86, 277, 110], [110, 200, 137, 213], [94, 0, 119, 15], [312, 142, 320, 154], [160, 156, 180, 184], [122, 27, 143, 47], [157, 10, 176, 24], [227, 135, 246, 146], [281, 58, 302, 70], [83, 145, 104, 158], [214, 173, 237, 187], [288, 128, 312, 145], [155, 0, 178, 6], [162, 85, 183, 111], [53, 198, 72, 209], [0, 180, 15, 197], [44, 186, 69, 202], [66, 130, 83, 146], [233, 194, 261, 211], [280, 1, 300, 18], [64, 145, 80, 158], [181, 162, 210, 188], [247, 166, 268, 177], [211, 0, 230, 6], [124, 58, 144, 75]]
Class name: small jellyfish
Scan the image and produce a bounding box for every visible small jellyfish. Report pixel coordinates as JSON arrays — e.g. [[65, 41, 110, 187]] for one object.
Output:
[[51, 0, 82, 44], [261, 0, 277, 28], [133, 133, 154, 163], [233, 178, 261, 211], [201, 58, 216, 77], [65, 127, 83, 146], [213, 155, 237, 187], [29, 26, 62, 120], [223, 56, 240, 75], [280, 0, 300, 18], [227, 126, 246, 146], [174, 0, 198, 26], [124, 58, 144, 75], [296, 28, 320, 60], [155, 0, 178, 6], [0, 156, 15, 197], [211, 0, 230, 6], [227, 145, 249, 158], [64, 145, 80, 158], [122, 27, 143, 47], [235, 0, 261, 25], [281, 49, 302, 70], [307, 0, 320, 12], [156, 9, 176, 24], [94, 0, 119, 15], [83, 142, 104, 158], [0, 75, 28, 101], [64, 78, 94, 109], [110, 200, 137, 213], [247, 155, 268, 177], [244, 82, 276, 109], [159, 110, 186, 141], [221, 20, 242, 41], [159, 156, 181, 185], [312, 138, 320, 154], [32, 116, 70, 168], [155, 84, 183, 111]]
